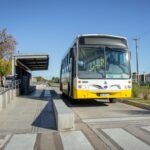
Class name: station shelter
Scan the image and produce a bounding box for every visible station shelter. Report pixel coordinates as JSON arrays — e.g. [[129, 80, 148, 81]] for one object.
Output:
[[12, 54, 49, 95]]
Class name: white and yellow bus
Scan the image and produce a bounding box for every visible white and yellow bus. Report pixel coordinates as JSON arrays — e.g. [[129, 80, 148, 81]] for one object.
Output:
[[60, 34, 132, 103]]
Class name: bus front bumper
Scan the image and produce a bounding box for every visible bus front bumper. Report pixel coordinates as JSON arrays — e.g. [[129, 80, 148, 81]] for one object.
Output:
[[73, 88, 132, 99]]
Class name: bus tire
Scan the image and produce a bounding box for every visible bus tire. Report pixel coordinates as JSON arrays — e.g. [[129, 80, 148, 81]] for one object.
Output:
[[109, 98, 115, 103], [62, 92, 66, 98], [69, 96, 77, 104]]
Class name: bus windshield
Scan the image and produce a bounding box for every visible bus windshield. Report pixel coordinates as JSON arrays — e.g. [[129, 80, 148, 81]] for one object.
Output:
[[78, 47, 130, 79]]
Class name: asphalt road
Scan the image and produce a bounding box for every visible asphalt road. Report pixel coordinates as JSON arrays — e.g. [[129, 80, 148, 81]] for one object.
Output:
[[60, 88, 150, 150]]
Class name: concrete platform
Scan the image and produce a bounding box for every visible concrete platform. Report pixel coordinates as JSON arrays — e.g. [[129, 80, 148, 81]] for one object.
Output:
[[0, 88, 55, 134], [53, 100, 74, 131]]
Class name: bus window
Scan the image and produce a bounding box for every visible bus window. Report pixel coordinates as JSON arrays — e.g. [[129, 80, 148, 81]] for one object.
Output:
[[106, 47, 130, 78], [78, 47, 105, 79]]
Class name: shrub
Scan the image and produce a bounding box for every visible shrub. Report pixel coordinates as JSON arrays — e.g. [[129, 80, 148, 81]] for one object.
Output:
[[132, 83, 140, 97], [142, 88, 150, 100]]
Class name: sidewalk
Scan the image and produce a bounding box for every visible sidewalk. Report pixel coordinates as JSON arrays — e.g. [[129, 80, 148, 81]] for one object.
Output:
[[0, 86, 110, 150], [0, 86, 56, 149]]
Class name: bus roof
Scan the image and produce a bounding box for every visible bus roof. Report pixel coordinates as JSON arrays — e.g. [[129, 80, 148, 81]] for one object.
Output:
[[77, 34, 127, 41], [61, 34, 128, 62]]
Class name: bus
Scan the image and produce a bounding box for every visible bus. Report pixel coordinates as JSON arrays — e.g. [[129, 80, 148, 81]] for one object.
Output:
[[60, 34, 132, 103]]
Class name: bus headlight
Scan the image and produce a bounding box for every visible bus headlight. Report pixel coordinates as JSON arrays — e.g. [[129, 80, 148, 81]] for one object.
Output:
[[124, 85, 131, 89], [78, 85, 82, 89], [82, 85, 87, 89], [128, 85, 131, 89], [78, 85, 88, 89]]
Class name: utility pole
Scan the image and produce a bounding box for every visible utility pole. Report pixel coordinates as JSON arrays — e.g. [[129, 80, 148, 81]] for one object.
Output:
[[133, 38, 140, 85]]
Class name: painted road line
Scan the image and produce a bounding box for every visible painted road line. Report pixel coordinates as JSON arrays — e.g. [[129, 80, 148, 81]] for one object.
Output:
[[5, 134, 37, 150], [60, 131, 94, 150], [102, 128, 150, 150], [141, 126, 150, 132], [83, 116, 150, 123]]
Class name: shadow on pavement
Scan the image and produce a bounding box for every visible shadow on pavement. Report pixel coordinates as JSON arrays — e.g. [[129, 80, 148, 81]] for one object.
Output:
[[20, 89, 49, 101], [50, 89, 108, 108], [63, 98, 109, 108], [50, 90, 61, 99], [31, 100, 56, 130], [29, 89, 56, 130]]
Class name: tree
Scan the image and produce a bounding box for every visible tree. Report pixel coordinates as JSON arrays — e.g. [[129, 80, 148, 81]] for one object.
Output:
[[0, 28, 17, 59], [52, 77, 60, 83], [0, 28, 17, 86], [36, 76, 46, 82], [0, 59, 11, 86]]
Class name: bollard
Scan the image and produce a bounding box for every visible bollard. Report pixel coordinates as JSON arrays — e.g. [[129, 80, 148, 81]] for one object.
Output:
[[17, 88, 19, 96], [0, 93, 3, 111], [0, 91, 6, 109], [5, 90, 9, 106], [13, 89, 16, 98], [15, 80, 20, 97], [3, 92, 6, 109], [8, 90, 11, 104], [10, 88, 13, 101]]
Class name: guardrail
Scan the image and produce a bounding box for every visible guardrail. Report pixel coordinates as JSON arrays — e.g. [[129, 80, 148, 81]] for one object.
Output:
[[0, 80, 20, 112]]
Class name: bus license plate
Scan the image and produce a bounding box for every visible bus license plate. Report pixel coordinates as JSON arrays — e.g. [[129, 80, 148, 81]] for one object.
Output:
[[100, 94, 109, 96]]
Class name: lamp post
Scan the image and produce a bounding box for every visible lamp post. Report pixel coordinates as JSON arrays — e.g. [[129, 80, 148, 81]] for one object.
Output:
[[133, 38, 139, 85]]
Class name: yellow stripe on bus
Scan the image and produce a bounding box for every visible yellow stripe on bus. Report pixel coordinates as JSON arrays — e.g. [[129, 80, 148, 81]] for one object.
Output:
[[73, 88, 132, 99]]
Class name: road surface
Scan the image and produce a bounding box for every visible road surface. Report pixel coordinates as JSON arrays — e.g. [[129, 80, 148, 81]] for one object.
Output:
[[0, 85, 150, 150]]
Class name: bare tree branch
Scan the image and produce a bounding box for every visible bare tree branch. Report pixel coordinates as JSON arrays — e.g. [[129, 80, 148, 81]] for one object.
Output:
[[0, 28, 17, 59]]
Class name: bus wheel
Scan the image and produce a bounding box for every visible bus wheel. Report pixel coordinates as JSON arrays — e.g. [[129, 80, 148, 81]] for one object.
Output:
[[69, 97, 77, 104], [109, 98, 115, 103], [61, 92, 66, 98]]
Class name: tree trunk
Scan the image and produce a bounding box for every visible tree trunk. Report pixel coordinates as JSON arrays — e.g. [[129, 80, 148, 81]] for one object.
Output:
[[0, 76, 4, 87]]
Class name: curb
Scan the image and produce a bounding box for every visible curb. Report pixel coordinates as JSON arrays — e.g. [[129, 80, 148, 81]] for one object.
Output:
[[0, 134, 12, 150], [118, 99, 150, 110], [53, 99, 75, 131]]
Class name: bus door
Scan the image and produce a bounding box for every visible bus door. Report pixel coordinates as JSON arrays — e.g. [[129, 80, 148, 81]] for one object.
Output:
[[69, 48, 75, 97], [68, 58, 73, 96]]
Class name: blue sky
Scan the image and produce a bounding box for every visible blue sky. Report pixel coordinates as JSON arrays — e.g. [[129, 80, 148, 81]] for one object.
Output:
[[0, 0, 150, 79]]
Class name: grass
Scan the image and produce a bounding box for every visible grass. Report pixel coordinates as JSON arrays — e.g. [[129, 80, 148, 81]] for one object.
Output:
[[128, 98, 150, 105], [132, 83, 150, 100]]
